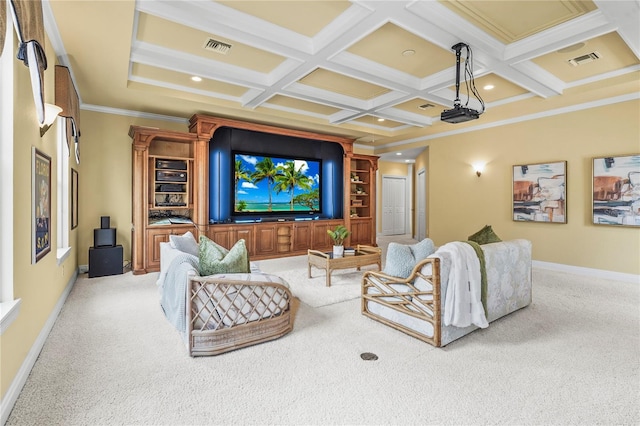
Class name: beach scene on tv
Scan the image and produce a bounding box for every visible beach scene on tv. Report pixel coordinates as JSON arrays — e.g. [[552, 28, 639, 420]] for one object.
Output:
[[234, 153, 321, 213]]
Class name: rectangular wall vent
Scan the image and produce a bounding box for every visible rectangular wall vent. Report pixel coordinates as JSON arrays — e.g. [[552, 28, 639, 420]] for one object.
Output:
[[568, 51, 601, 66], [203, 38, 232, 55]]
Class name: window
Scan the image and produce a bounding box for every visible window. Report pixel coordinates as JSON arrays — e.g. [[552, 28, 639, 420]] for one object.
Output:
[[56, 119, 71, 264], [0, 6, 20, 334]]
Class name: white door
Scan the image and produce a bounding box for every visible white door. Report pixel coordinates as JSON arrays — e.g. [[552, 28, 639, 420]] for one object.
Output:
[[417, 169, 426, 240], [382, 176, 406, 235]]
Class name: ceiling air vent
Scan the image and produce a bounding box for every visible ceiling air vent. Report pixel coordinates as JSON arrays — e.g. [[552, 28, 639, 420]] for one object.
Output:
[[203, 38, 232, 55], [568, 51, 601, 67], [418, 103, 435, 110]]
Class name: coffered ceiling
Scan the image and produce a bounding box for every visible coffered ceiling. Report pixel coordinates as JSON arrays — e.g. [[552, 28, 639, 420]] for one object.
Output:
[[46, 0, 639, 161]]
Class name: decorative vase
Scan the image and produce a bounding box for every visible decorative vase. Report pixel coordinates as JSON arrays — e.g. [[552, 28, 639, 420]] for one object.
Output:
[[333, 245, 344, 258]]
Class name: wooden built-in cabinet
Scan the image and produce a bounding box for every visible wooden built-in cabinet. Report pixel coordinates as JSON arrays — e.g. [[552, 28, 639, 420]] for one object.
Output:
[[205, 224, 257, 257], [130, 126, 203, 274], [347, 154, 378, 246], [130, 117, 378, 274], [146, 225, 195, 271], [350, 218, 374, 246], [205, 220, 345, 260], [310, 219, 344, 251]]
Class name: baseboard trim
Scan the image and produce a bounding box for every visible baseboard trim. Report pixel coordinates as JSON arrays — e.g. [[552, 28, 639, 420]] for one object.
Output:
[[533, 260, 640, 284], [1, 269, 78, 425]]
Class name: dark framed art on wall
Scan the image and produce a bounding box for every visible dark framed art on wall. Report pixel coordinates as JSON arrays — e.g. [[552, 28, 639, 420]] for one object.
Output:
[[71, 168, 78, 229], [32, 147, 52, 263]]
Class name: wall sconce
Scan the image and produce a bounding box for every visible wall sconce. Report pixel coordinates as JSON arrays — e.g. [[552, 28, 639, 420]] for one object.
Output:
[[40, 103, 63, 137], [472, 163, 485, 177]]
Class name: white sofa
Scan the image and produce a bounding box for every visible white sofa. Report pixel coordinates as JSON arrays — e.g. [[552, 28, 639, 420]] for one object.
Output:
[[362, 239, 532, 346], [158, 241, 293, 356]]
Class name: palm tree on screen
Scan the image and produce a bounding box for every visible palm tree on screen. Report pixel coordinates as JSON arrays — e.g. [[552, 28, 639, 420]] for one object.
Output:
[[294, 188, 319, 210], [234, 159, 250, 210], [251, 157, 279, 212], [275, 161, 312, 211]]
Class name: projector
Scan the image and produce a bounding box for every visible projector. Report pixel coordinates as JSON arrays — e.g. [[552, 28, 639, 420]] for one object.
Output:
[[440, 105, 480, 124]]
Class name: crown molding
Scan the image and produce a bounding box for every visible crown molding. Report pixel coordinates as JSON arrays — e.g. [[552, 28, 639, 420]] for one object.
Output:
[[378, 92, 640, 150]]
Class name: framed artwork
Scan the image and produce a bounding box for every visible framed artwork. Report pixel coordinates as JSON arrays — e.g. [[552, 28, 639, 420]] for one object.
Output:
[[32, 148, 52, 263], [71, 168, 79, 229], [592, 154, 640, 227], [513, 161, 567, 223]]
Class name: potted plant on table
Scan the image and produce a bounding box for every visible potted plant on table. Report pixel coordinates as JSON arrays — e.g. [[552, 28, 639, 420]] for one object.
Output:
[[327, 225, 350, 257]]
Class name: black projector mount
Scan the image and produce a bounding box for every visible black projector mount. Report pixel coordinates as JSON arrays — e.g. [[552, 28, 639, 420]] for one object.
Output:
[[441, 42, 486, 124]]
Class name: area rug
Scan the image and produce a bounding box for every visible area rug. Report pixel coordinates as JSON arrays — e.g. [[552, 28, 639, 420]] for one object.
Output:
[[275, 265, 378, 308]]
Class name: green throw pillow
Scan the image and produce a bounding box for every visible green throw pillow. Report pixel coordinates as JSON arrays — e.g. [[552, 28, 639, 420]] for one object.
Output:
[[468, 225, 502, 245], [198, 236, 250, 276]]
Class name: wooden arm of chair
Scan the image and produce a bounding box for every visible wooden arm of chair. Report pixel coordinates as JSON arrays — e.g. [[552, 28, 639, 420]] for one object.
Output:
[[361, 257, 442, 346], [363, 256, 438, 285]]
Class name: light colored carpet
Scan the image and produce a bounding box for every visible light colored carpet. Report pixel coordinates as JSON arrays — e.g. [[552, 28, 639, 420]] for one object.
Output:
[[6, 264, 640, 425], [258, 254, 378, 307]]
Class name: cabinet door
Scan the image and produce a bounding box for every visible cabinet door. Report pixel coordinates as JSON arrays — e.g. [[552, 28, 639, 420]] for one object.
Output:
[[255, 224, 277, 255], [208, 226, 233, 249], [146, 225, 193, 271], [312, 220, 343, 251], [292, 222, 312, 252], [351, 219, 373, 246], [147, 230, 171, 271], [233, 225, 255, 256]]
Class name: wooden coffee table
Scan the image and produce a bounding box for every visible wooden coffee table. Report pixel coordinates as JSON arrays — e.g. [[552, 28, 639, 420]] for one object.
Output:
[[308, 245, 382, 287]]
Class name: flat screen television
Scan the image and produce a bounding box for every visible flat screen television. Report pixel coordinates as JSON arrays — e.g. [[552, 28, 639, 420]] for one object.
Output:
[[232, 151, 322, 216]]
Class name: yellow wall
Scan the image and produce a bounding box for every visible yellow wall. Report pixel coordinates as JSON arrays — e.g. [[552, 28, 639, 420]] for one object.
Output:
[[1, 38, 78, 397], [424, 100, 640, 275], [76, 111, 186, 265], [0, 39, 187, 402]]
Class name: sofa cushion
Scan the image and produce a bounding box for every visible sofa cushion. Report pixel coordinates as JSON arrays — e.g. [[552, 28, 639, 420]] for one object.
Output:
[[199, 236, 250, 276], [383, 238, 435, 278], [468, 225, 502, 245], [169, 231, 199, 256]]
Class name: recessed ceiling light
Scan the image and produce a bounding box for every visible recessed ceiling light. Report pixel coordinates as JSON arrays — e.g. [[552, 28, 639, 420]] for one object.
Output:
[[483, 84, 494, 90], [191, 76, 202, 82], [396, 152, 402, 156], [377, 118, 385, 122], [402, 49, 415, 56]]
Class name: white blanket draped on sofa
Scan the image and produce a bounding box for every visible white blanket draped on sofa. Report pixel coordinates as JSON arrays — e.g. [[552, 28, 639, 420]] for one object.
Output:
[[436, 242, 488, 329], [362, 239, 532, 347], [160, 253, 200, 342]]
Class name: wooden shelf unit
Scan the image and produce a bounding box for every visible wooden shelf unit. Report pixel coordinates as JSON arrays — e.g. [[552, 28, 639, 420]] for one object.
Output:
[[347, 154, 378, 246], [130, 117, 378, 273], [149, 156, 193, 211], [130, 126, 202, 274]]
